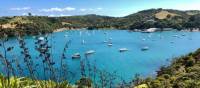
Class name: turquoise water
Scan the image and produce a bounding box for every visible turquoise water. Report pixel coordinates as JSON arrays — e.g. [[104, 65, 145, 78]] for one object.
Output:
[[1, 29, 200, 83]]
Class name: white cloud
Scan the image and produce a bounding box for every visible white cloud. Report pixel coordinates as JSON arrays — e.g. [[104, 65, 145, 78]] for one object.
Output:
[[40, 7, 76, 12], [80, 9, 86, 12], [48, 14, 71, 17], [97, 8, 103, 10], [48, 14, 55, 17], [88, 8, 94, 11], [22, 13, 27, 16], [22, 13, 36, 16], [80, 8, 103, 12], [10, 7, 30, 11], [59, 14, 71, 17], [173, 3, 200, 10]]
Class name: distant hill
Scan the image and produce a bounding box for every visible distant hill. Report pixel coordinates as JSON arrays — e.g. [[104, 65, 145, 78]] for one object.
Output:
[[1, 8, 200, 37], [186, 10, 200, 15]]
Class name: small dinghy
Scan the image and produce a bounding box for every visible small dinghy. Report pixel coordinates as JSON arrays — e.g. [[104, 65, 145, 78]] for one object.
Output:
[[119, 48, 128, 52], [72, 53, 81, 59], [85, 50, 95, 55]]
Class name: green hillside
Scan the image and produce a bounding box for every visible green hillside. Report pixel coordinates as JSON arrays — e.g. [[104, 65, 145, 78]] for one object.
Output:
[[136, 48, 200, 88], [1, 8, 200, 37]]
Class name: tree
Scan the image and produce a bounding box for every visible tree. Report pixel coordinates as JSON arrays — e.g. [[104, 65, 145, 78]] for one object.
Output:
[[167, 14, 171, 19], [28, 12, 32, 16]]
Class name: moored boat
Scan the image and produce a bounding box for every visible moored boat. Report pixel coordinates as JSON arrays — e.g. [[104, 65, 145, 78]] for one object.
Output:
[[182, 34, 186, 36], [172, 35, 178, 37], [82, 40, 86, 44], [119, 48, 128, 52], [64, 34, 68, 37], [72, 53, 81, 59], [85, 50, 95, 55], [103, 41, 108, 43], [38, 37, 44, 40], [141, 28, 158, 33], [108, 43, 113, 46], [141, 46, 149, 51]]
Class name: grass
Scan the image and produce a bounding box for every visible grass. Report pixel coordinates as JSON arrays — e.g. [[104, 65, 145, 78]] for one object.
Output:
[[0, 74, 72, 88], [155, 11, 178, 19]]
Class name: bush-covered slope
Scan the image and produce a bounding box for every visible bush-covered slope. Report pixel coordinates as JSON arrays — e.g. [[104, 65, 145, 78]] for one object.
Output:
[[137, 48, 200, 88], [0, 16, 62, 37]]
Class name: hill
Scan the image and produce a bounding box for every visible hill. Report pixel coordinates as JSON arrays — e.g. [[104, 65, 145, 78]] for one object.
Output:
[[135, 48, 200, 88], [186, 10, 200, 15], [1, 8, 200, 37], [0, 16, 62, 37]]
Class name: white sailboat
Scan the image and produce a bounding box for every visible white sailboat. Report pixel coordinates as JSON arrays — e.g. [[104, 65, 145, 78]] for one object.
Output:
[[79, 31, 82, 36], [142, 38, 146, 41], [103, 41, 108, 43], [85, 50, 95, 55], [119, 48, 129, 52], [72, 53, 81, 59], [38, 37, 44, 41], [82, 40, 86, 44], [141, 46, 149, 51], [64, 34, 68, 37], [108, 43, 113, 46]]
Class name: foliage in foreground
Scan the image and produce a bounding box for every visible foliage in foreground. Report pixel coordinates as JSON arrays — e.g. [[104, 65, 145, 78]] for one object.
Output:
[[0, 74, 95, 88], [137, 48, 200, 88], [0, 34, 126, 88], [0, 74, 72, 88]]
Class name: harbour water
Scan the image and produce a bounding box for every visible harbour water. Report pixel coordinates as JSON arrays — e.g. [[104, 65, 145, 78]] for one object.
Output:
[[1, 29, 200, 83]]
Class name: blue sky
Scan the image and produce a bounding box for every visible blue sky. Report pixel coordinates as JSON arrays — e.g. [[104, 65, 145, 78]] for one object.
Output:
[[0, 0, 200, 17]]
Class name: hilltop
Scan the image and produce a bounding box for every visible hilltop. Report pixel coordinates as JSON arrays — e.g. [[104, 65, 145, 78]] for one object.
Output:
[[1, 8, 200, 37]]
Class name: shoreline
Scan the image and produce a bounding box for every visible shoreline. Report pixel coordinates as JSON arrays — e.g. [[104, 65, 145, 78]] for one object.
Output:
[[53, 27, 117, 32], [53, 27, 84, 32], [53, 27, 200, 33]]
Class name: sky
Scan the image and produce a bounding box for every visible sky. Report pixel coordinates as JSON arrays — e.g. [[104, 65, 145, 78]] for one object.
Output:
[[0, 0, 200, 17]]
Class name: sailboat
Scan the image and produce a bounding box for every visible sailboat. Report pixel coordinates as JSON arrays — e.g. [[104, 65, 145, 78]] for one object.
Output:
[[119, 48, 129, 52], [142, 38, 146, 41], [72, 53, 81, 59], [82, 40, 86, 44], [64, 34, 68, 37], [85, 50, 95, 55], [38, 37, 44, 41], [108, 43, 113, 46], [79, 31, 82, 36], [141, 46, 149, 51]]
